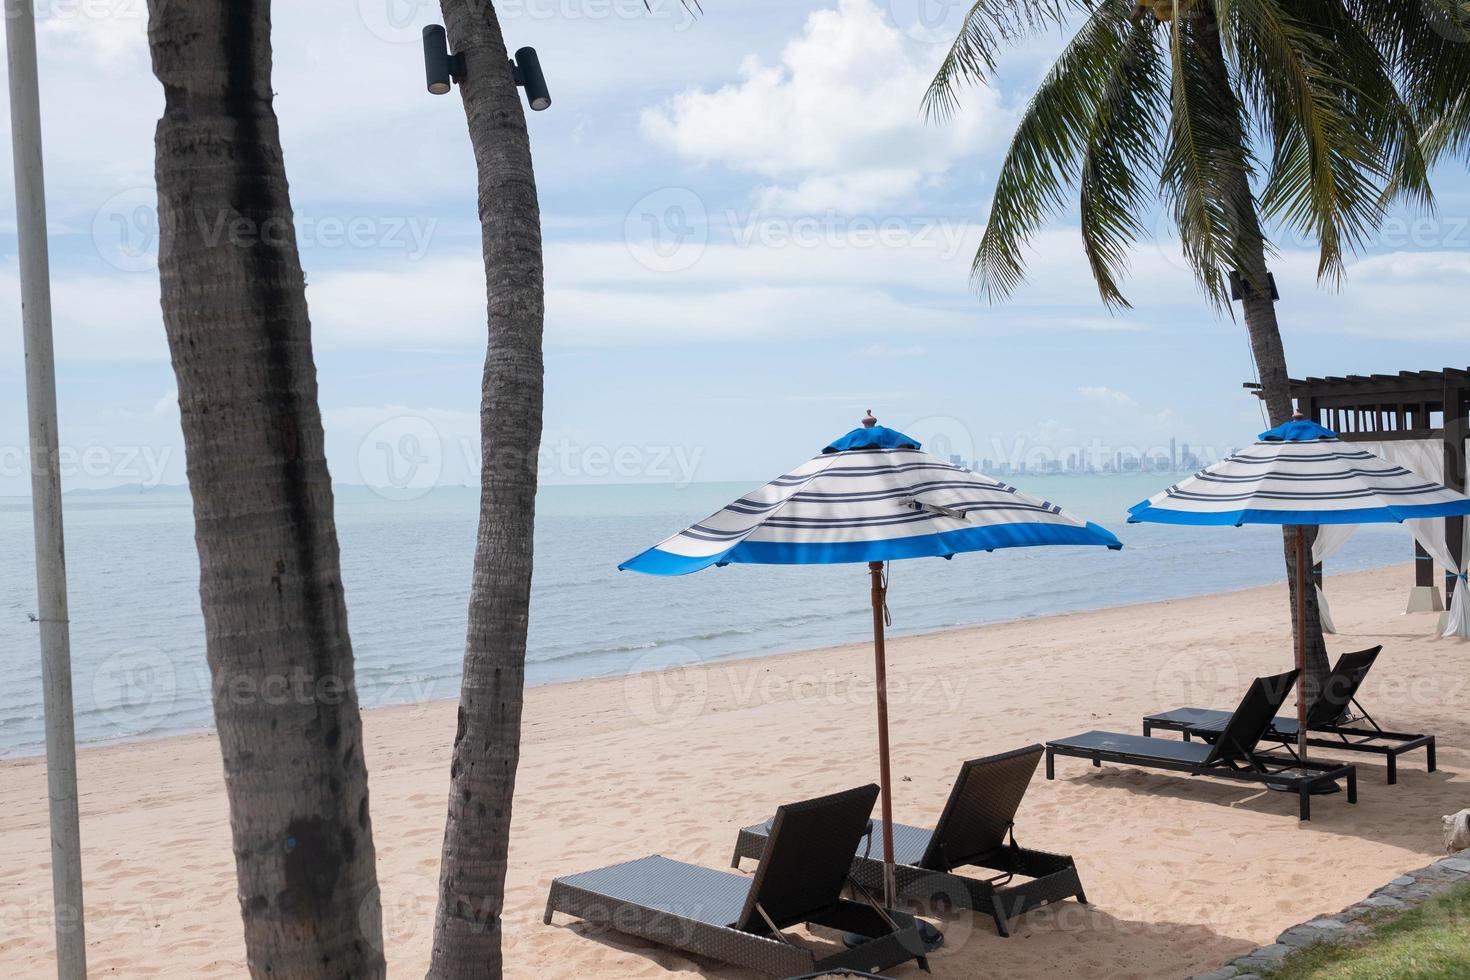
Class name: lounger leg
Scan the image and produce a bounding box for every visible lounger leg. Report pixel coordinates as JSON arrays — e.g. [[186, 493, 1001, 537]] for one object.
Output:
[[1091, 752, 1101, 768], [1182, 731, 1191, 743], [1387, 752, 1397, 786], [543, 897, 555, 925], [1142, 721, 1152, 736], [990, 898, 1011, 938], [1428, 738, 1437, 773], [730, 844, 742, 869], [1045, 748, 1055, 780]]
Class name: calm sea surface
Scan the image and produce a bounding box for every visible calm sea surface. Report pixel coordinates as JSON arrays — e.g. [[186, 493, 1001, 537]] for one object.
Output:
[[0, 478, 1413, 757]]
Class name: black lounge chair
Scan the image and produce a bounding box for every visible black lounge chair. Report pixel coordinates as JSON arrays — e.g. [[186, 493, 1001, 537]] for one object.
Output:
[[1047, 670, 1357, 821], [730, 745, 1085, 937], [1142, 646, 1434, 784], [543, 784, 930, 976]]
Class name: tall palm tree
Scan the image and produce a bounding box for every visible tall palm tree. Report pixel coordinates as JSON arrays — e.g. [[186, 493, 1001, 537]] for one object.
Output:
[[929, 0, 1433, 698], [425, 2, 545, 978], [146, 1, 385, 975]]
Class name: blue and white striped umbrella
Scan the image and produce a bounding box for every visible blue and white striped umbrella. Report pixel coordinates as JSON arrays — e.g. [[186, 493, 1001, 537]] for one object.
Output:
[[1130, 417, 1470, 527], [620, 414, 1119, 909], [622, 420, 1120, 575], [1130, 414, 1470, 760]]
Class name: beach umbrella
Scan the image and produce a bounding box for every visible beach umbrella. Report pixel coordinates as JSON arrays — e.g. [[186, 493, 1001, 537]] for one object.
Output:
[[620, 413, 1121, 907], [1129, 413, 1470, 759]]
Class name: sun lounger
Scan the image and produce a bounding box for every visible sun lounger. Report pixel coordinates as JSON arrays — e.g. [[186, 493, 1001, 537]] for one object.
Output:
[[1142, 646, 1434, 784], [543, 784, 930, 976], [731, 745, 1085, 937], [1047, 670, 1357, 820]]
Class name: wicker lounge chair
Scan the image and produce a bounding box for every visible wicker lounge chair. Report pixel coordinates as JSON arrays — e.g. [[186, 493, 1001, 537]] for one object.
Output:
[[1142, 646, 1434, 784], [731, 745, 1085, 937], [1047, 670, 1358, 821], [543, 784, 930, 976]]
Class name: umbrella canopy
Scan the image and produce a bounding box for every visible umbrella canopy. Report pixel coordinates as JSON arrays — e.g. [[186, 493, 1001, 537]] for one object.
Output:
[[1129, 414, 1470, 760], [1129, 417, 1470, 526], [620, 413, 1121, 913], [622, 421, 1120, 575]]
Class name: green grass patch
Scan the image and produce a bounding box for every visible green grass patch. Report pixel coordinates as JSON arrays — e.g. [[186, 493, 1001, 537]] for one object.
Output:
[[1265, 881, 1470, 980]]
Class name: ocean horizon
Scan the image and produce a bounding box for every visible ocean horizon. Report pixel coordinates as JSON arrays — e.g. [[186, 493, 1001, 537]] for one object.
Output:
[[0, 477, 1417, 758]]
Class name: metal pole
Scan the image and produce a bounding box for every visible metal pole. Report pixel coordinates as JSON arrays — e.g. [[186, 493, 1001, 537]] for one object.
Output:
[[868, 561, 896, 907], [1294, 526, 1309, 760], [5, 3, 88, 976]]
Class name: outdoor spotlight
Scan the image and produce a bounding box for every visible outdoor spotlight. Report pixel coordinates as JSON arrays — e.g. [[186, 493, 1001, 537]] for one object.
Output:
[[510, 47, 552, 111], [423, 25, 463, 95], [1229, 269, 1280, 302]]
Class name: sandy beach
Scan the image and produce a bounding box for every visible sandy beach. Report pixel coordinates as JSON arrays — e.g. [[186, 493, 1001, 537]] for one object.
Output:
[[2, 561, 1466, 978]]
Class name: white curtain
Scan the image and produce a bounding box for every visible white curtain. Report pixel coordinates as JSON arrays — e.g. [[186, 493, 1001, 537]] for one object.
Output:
[[1312, 524, 1359, 633], [1318, 438, 1469, 639]]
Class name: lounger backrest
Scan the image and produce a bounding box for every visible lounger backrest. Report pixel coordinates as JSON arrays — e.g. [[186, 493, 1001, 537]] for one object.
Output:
[[1203, 669, 1299, 765], [919, 744, 1042, 871], [736, 783, 880, 932], [1306, 646, 1382, 727]]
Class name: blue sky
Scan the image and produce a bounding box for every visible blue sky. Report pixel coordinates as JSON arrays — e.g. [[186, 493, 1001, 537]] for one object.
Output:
[[1, 0, 1468, 495]]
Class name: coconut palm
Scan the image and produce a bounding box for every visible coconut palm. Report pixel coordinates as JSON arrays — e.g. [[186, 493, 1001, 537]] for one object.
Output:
[[424, 2, 545, 978], [146, 1, 384, 975], [929, 0, 1435, 697]]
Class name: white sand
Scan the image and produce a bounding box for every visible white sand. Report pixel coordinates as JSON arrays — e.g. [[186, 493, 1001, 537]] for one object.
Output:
[[2, 563, 1466, 977]]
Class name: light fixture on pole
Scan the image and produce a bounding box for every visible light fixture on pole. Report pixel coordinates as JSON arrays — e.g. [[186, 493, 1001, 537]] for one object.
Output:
[[509, 47, 552, 111], [422, 25, 551, 112], [421, 25, 463, 96]]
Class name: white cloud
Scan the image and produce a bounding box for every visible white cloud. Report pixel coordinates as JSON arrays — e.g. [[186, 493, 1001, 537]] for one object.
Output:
[[639, 0, 1004, 211], [1078, 386, 1137, 407]]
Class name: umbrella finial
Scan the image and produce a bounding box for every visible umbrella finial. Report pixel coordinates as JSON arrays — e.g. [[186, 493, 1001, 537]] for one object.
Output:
[[862, 409, 878, 429]]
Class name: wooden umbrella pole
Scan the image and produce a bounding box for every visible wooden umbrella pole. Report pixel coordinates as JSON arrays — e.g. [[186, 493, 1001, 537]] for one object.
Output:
[[1295, 526, 1309, 759], [869, 560, 897, 907]]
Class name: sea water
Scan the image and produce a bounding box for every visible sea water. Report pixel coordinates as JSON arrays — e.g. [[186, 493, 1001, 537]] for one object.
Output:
[[0, 478, 1414, 756]]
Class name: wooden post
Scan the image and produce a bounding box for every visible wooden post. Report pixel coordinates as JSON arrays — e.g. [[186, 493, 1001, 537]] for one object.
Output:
[[869, 561, 896, 906], [1416, 541, 1435, 589]]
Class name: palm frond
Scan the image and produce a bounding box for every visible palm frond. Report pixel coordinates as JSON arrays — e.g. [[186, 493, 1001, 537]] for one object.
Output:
[[1159, 3, 1257, 308], [1078, 16, 1168, 309], [968, 0, 1136, 302], [1225, 0, 1392, 284], [924, 0, 1086, 121]]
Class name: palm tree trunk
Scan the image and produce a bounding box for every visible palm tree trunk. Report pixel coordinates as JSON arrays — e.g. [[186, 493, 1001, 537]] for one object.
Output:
[[1197, 5, 1331, 701], [425, 2, 545, 977], [147, 2, 384, 976]]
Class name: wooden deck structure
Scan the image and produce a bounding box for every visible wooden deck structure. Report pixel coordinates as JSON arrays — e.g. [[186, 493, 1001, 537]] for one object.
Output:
[[1245, 369, 1469, 603]]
